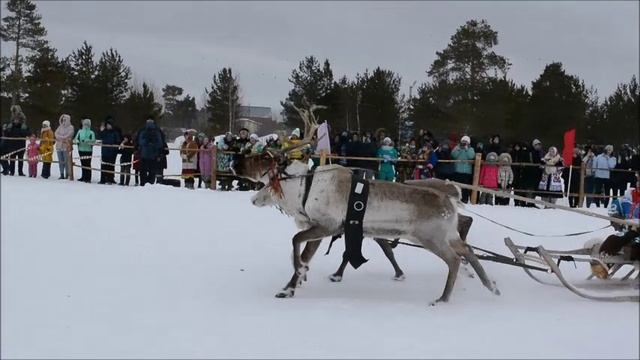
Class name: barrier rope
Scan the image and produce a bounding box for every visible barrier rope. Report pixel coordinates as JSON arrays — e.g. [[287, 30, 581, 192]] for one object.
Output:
[[0, 147, 27, 160]]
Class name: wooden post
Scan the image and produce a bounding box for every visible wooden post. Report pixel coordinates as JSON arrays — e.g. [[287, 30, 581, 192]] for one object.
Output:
[[578, 164, 586, 208], [319, 150, 327, 166], [67, 147, 74, 181], [211, 146, 217, 190], [470, 153, 482, 205]]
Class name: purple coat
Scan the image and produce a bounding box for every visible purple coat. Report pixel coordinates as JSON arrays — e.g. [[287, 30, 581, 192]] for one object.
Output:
[[199, 143, 214, 177]]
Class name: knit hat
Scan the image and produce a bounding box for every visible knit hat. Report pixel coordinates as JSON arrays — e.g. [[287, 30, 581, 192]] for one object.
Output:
[[486, 152, 498, 163], [460, 135, 471, 144], [291, 128, 301, 138], [42, 120, 51, 128], [383, 137, 392, 145]]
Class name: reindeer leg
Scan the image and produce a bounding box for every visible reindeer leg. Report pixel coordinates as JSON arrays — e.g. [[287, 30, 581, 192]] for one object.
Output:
[[450, 239, 500, 296], [374, 238, 405, 280], [276, 227, 328, 298], [329, 257, 349, 282], [424, 241, 461, 306]]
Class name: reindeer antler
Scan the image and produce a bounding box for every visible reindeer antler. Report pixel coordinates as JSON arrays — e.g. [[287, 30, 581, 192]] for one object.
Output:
[[280, 100, 327, 155]]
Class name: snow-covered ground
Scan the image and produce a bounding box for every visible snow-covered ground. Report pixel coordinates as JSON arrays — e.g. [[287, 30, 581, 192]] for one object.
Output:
[[1, 150, 639, 359]]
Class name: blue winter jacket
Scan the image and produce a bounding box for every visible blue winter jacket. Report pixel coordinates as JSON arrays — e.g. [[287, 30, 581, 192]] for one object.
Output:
[[137, 123, 163, 160]]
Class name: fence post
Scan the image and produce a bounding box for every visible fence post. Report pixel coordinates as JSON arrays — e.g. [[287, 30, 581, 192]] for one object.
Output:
[[471, 153, 482, 204], [578, 164, 586, 208], [319, 150, 327, 166], [211, 146, 217, 190], [67, 147, 74, 181]]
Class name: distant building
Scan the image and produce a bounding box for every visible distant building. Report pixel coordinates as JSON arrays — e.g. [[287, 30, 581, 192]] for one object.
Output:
[[233, 106, 286, 136]]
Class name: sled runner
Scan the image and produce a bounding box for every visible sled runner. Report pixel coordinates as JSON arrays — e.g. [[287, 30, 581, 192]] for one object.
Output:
[[504, 237, 639, 302]]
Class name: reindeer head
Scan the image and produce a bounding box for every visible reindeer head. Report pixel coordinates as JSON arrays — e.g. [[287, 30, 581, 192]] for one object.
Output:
[[232, 100, 325, 183]]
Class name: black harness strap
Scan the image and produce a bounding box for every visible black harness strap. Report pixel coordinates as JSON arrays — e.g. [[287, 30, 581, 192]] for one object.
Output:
[[343, 174, 370, 269], [301, 171, 314, 209]]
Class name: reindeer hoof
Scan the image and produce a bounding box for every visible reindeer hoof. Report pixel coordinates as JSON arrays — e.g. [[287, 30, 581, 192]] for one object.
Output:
[[329, 274, 342, 282], [275, 288, 295, 298], [393, 274, 406, 281], [492, 282, 501, 296], [461, 266, 475, 278]]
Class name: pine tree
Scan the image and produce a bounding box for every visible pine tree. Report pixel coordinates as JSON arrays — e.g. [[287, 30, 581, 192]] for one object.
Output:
[[95, 48, 131, 115], [205, 67, 239, 133], [122, 82, 162, 133], [528, 62, 589, 145], [161, 84, 183, 116], [601, 75, 639, 145], [281, 56, 334, 131], [356, 67, 402, 136], [24, 45, 67, 128], [0, 0, 47, 105], [65, 41, 98, 120], [173, 95, 197, 129]]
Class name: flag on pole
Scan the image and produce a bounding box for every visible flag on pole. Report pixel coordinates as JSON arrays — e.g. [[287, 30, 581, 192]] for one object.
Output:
[[316, 121, 331, 154], [562, 128, 576, 166]]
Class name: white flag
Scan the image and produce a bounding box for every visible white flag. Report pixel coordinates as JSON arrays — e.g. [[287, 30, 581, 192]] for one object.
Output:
[[316, 121, 331, 154]]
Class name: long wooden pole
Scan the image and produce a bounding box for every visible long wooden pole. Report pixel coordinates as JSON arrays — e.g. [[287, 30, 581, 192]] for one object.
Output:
[[578, 163, 586, 208], [471, 153, 482, 204]]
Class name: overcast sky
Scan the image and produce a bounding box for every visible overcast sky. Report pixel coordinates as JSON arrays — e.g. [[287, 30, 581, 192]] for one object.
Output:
[[2, 1, 638, 116]]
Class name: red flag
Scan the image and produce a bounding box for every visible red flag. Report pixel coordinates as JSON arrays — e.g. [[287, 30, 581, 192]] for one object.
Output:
[[562, 128, 576, 166]]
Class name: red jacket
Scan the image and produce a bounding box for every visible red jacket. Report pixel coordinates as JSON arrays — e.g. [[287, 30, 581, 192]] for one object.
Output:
[[479, 164, 499, 189]]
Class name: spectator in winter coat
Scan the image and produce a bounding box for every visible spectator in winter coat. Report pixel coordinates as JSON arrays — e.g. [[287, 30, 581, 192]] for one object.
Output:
[[26, 134, 39, 178], [243, 133, 264, 155], [399, 139, 418, 182], [485, 135, 503, 156], [54, 114, 74, 179], [39, 120, 54, 179], [199, 136, 215, 189], [593, 145, 617, 208], [582, 146, 596, 208], [612, 145, 635, 197], [564, 148, 583, 208], [452, 135, 475, 203], [97, 117, 121, 184], [377, 137, 398, 181], [283, 128, 308, 161], [435, 141, 455, 181], [479, 152, 499, 205], [181, 132, 199, 189], [74, 118, 96, 183], [136, 118, 163, 186], [118, 135, 134, 186], [414, 142, 438, 180], [4, 111, 30, 176], [496, 152, 514, 206], [510, 142, 533, 207], [217, 132, 236, 191], [538, 146, 564, 205]]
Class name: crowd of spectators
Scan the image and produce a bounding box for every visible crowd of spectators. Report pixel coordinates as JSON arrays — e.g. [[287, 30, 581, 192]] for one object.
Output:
[[2, 109, 638, 209]]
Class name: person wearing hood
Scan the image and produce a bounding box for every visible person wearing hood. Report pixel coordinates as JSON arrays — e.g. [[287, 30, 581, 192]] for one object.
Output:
[[74, 117, 96, 182], [478, 152, 499, 205], [97, 116, 121, 184], [452, 135, 476, 203], [39, 120, 55, 179], [376, 137, 398, 181], [435, 140, 455, 181], [537, 146, 564, 205], [283, 128, 308, 161], [54, 114, 74, 179], [496, 152, 514, 206], [199, 136, 215, 189], [136, 118, 163, 186], [180, 131, 199, 190]]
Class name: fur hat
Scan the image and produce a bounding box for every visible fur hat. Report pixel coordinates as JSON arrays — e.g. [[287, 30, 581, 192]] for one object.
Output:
[[486, 152, 498, 163], [383, 137, 392, 145], [42, 120, 51, 128], [460, 135, 471, 144], [498, 152, 512, 165], [82, 118, 91, 128], [604, 145, 614, 153], [291, 128, 301, 138], [249, 133, 259, 141], [532, 139, 542, 147]]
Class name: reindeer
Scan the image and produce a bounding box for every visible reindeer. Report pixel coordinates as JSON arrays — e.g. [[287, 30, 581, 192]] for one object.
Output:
[[232, 103, 499, 305]]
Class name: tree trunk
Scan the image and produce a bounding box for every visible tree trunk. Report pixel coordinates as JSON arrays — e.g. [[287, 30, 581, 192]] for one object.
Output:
[[12, 8, 22, 106]]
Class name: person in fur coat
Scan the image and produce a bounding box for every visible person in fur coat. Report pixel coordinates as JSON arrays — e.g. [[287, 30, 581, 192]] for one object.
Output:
[[199, 136, 215, 189], [538, 146, 565, 204], [496, 152, 514, 205], [181, 132, 199, 189], [39, 120, 54, 179]]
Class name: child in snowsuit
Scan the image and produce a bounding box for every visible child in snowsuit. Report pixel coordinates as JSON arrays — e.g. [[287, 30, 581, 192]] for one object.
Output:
[[496, 152, 514, 206], [377, 137, 398, 182], [118, 135, 134, 186], [479, 152, 499, 205], [26, 134, 40, 177]]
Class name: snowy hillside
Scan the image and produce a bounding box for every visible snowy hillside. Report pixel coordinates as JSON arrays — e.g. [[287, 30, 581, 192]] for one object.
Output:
[[1, 151, 638, 358]]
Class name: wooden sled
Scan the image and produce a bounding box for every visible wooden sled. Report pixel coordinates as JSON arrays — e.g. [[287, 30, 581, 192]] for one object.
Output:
[[504, 237, 639, 302]]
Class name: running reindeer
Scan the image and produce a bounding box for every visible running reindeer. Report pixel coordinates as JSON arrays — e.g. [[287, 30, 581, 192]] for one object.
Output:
[[232, 101, 499, 305]]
